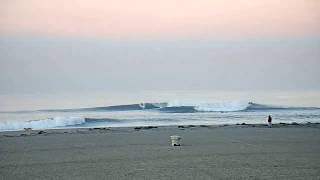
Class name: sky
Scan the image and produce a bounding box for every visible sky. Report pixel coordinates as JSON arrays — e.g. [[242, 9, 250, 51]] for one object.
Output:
[[0, 0, 320, 97]]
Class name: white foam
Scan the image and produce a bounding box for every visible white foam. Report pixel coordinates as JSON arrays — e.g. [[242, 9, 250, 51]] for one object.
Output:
[[0, 117, 85, 131], [167, 100, 250, 112]]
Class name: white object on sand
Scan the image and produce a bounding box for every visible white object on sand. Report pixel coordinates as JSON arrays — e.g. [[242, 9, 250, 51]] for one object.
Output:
[[170, 135, 182, 146]]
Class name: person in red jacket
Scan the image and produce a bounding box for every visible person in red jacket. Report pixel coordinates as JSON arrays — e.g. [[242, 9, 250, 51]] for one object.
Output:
[[268, 115, 272, 128]]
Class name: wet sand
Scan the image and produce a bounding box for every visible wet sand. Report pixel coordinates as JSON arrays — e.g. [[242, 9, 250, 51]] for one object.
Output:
[[1, 123, 320, 180]]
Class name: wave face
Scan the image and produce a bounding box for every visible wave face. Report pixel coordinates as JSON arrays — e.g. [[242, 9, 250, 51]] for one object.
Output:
[[245, 102, 320, 111], [167, 100, 250, 112], [0, 117, 85, 131], [35, 101, 320, 113], [39, 103, 167, 112], [0, 101, 319, 131], [160, 101, 319, 113], [159, 106, 197, 113]]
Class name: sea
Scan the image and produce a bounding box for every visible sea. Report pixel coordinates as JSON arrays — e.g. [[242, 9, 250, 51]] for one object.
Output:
[[0, 91, 320, 131]]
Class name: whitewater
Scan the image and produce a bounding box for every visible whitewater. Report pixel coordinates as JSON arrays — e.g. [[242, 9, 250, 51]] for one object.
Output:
[[0, 100, 320, 131]]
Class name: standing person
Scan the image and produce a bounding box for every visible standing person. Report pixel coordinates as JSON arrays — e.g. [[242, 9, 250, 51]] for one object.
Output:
[[268, 115, 272, 128]]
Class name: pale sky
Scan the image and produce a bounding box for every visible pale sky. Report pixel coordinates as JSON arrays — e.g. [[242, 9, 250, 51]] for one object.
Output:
[[0, 0, 320, 95], [1, 0, 320, 38]]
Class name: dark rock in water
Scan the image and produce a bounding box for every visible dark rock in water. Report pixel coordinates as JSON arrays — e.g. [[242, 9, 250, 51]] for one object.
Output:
[[134, 126, 158, 130], [199, 125, 209, 128], [38, 131, 46, 134], [291, 122, 299, 125], [143, 126, 158, 129], [90, 127, 110, 131], [20, 134, 27, 136], [187, 125, 196, 128], [279, 122, 287, 125], [235, 123, 247, 125], [178, 125, 195, 128]]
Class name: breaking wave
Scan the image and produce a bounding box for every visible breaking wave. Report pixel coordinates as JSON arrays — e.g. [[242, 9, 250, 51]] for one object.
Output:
[[167, 100, 250, 112], [0, 101, 319, 131], [0, 117, 85, 131], [32, 101, 320, 113]]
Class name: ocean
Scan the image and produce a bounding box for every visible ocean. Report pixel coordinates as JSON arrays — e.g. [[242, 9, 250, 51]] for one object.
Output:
[[0, 91, 320, 131]]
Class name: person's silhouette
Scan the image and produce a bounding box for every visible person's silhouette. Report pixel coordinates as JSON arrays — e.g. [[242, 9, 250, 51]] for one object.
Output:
[[268, 115, 272, 128]]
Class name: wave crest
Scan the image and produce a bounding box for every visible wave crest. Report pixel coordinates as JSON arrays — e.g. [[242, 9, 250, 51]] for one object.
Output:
[[167, 100, 250, 112], [0, 117, 85, 131]]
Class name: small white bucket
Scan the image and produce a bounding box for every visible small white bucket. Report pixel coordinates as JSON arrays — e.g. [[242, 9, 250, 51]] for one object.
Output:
[[170, 135, 182, 146]]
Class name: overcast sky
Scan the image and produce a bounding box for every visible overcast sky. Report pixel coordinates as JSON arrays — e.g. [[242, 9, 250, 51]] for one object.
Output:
[[0, 0, 320, 94]]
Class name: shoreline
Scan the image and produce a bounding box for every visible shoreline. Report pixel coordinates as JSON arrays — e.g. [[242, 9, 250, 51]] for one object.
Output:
[[1, 122, 319, 137]]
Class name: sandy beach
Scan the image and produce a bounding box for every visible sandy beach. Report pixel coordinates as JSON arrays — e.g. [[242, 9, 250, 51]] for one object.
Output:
[[1, 123, 320, 180]]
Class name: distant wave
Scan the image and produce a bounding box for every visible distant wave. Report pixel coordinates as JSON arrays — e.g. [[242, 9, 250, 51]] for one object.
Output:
[[160, 101, 319, 113], [3, 101, 319, 114], [152, 101, 317, 113], [246, 102, 320, 111], [0, 117, 85, 131], [1, 101, 319, 131], [36, 101, 253, 113], [166, 100, 250, 112], [38, 103, 167, 112]]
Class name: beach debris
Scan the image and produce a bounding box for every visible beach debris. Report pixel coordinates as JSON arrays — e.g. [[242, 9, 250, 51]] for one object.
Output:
[[91, 127, 110, 130], [236, 123, 247, 125], [178, 125, 196, 129], [199, 125, 209, 128], [170, 135, 182, 146], [38, 131, 46, 134], [291, 122, 299, 125], [219, 124, 229, 127], [134, 126, 158, 130], [24, 128, 32, 131]]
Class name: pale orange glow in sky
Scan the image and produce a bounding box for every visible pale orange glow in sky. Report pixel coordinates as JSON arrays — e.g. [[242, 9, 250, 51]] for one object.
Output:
[[0, 0, 320, 38]]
